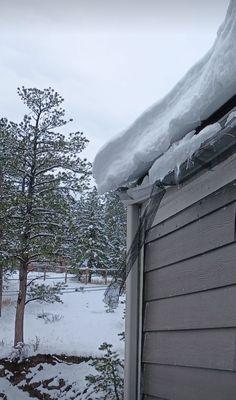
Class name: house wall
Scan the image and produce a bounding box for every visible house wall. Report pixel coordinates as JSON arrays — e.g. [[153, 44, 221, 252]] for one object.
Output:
[[142, 179, 236, 399], [124, 204, 140, 400]]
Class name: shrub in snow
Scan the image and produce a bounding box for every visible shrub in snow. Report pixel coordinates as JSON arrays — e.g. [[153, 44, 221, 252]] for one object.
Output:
[[104, 282, 120, 312], [32, 336, 40, 352], [10, 342, 30, 362], [85, 343, 124, 400], [44, 313, 63, 324], [37, 311, 63, 324]]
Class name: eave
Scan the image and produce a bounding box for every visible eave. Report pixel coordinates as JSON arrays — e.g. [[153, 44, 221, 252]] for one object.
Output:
[[119, 117, 236, 206]]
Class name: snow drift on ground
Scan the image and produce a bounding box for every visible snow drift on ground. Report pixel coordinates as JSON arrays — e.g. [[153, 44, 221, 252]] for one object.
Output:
[[0, 272, 124, 359], [93, 0, 236, 194]]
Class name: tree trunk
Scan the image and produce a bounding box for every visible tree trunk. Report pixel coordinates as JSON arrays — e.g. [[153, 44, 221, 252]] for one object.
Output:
[[14, 264, 28, 346], [0, 168, 3, 318], [88, 269, 92, 284], [87, 259, 93, 284]]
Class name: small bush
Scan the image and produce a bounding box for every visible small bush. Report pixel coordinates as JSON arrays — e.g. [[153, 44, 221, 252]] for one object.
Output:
[[32, 336, 40, 352], [85, 343, 124, 400], [37, 311, 63, 324]]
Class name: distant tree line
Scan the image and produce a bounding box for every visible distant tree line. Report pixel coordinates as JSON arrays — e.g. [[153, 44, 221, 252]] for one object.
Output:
[[70, 187, 126, 282]]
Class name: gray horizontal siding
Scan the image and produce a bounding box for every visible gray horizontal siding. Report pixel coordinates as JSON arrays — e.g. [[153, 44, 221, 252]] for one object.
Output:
[[146, 181, 236, 243], [143, 396, 167, 400], [143, 329, 236, 371], [145, 202, 235, 271], [144, 242, 236, 301], [142, 181, 236, 399], [143, 364, 236, 400], [151, 155, 236, 227], [144, 285, 236, 331]]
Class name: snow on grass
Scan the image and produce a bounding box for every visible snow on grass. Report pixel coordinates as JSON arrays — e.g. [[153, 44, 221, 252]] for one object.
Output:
[[0, 272, 125, 359]]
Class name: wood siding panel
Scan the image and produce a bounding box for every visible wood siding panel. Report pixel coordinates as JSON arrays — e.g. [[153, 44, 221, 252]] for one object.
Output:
[[145, 203, 235, 271], [143, 396, 167, 400], [144, 242, 236, 300], [142, 180, 236, 399], [143, 364, 236, 400], [143, 330, 236, 370], [146, 182, 236, 243], [151, 154, 236, 227], [144, 286, 236, 331]]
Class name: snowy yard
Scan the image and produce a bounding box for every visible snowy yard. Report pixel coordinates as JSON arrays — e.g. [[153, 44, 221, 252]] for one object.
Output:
[[0, 375, 31, 399], [0, 357, 98, 399], [0, 272, 125, 399], [0, 272, 124, 359]]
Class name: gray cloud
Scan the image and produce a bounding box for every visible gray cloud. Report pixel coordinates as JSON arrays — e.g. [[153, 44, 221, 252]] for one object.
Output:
[[0, 0, 229, 33], [0, 0, 230, 160]]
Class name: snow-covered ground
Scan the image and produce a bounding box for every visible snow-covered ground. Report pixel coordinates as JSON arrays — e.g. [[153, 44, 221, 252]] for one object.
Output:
[[0, 272, 125, 359], [25, 362, 92, 397], [0, 375, 31, 399], [0, 359, 99, 399], [20, 361, 96, 399]]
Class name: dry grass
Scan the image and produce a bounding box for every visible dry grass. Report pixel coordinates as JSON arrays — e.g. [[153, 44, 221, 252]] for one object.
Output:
[[77, 275, 112, 285], [92, 277, 112, 285], [2, 298, 13, 307]]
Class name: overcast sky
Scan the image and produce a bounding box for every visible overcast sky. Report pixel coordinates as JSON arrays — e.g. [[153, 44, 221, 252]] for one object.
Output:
[[0, 0, 230, 161]]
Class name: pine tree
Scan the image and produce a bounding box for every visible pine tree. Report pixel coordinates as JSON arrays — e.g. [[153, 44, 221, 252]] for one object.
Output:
[[85, 343, 124, 400], [61, 196, 85, 272], [77, 187, 109, 282], [0, 87, 91, 345], [104, 192, 126, 277], [0, 125, 18, 316], [25, 281, 66, 305]]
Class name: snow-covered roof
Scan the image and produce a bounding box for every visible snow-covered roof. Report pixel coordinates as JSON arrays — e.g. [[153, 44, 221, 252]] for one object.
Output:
[[93, 0, 236, 194]]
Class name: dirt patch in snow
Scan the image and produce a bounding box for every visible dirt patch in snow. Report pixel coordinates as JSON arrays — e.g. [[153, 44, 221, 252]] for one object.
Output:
[[0, 354, 93, 400]]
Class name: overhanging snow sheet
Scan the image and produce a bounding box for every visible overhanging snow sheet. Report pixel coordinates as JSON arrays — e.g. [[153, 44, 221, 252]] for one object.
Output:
[[93, 0, 236, 194]]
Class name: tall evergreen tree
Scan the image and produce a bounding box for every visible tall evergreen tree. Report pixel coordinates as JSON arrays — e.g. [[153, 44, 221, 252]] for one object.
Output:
[[78, 187, 109, 282], [104, 192, 126, 276], [0, 126, 18, 316], [1, 87, 91, 345]]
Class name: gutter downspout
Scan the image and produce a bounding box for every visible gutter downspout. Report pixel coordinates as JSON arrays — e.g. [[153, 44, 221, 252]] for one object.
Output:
[[124, 203, 142, 400]]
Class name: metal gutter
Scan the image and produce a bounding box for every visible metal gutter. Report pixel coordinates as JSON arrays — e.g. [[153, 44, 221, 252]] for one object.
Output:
[[162, 121, 236, 186]]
